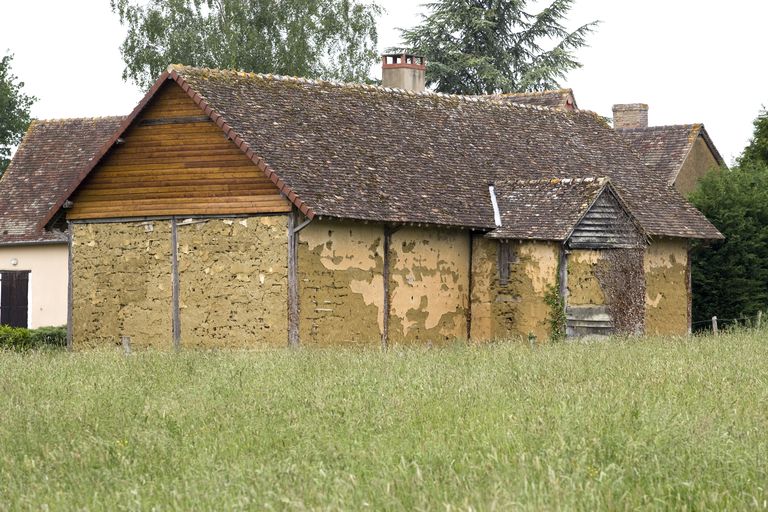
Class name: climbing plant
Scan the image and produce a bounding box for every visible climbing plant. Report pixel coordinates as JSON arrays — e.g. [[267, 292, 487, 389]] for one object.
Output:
[[595, 248, 645, 335]]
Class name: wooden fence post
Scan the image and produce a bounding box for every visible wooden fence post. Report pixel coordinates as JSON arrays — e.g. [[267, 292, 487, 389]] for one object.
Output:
[[758, 310, 763, 329], [712, 316, 718, 335], [121, 335, 132, 354]]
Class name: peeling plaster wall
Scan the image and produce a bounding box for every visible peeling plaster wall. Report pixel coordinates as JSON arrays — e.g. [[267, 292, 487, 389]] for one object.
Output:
[[645, 238, 689, 335], [388, 227, 469, 344], [298, 220, 384, 345], [567, 250, 606, 306], [177, 216, 288, 348], [675, 136, 722, 196], [469, 237, 495, 341], [71, 222, 172, 349], [470, 238, 558, 341]]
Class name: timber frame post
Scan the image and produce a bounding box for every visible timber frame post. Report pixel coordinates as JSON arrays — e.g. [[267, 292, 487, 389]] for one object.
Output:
[[171, 217, 181, 350], [558, 244, 569, 336], [287, 211, 299, 348], [288, 209, 312, 348], [381, 224, 403, 350], [66, 221, 74, 351], [466, 231, 473, 341]]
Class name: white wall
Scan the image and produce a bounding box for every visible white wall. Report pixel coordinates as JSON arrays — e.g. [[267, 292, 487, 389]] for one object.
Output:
[[0, 244, 68, 328]]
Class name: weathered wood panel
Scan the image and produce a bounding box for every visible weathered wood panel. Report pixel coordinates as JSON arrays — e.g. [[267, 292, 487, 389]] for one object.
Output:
[[568, 190, 642, 249], [69, 81, 290, 220], [566, 305, 613, 337]]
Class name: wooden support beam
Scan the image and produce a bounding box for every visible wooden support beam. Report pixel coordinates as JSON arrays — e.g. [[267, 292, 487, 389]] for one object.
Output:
[[381, 225, 393, 350], [171, 217, 181, 351], [559, 245, 569, 338], [466, 232, 473, 341], [287, 210, 300, 348], [66, 222, 74, 351], [139, 115, 212, 126]]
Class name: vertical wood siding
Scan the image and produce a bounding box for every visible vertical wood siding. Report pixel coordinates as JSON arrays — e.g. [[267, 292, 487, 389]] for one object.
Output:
[[68, 82, 290, 220]]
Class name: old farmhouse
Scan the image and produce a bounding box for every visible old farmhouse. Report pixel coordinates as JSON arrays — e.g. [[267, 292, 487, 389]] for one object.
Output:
[[0, 117, 121, 328], [38, 58, 722, 349], [613, 103, 726, 196]]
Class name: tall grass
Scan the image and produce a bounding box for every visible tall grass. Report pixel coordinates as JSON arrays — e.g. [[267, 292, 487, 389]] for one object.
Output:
[[1, 333, 767, 510]]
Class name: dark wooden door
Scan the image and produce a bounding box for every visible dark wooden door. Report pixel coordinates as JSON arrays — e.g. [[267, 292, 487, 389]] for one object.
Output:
[[1, 271, 29, 328]]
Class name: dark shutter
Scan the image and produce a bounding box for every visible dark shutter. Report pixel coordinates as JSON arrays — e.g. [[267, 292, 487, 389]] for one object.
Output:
[[1, 271, 29, 328]]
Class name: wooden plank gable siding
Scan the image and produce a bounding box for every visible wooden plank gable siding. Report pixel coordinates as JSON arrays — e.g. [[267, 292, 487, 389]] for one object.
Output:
[[567, 191, 642, 249], [68, 82, 290, 220]]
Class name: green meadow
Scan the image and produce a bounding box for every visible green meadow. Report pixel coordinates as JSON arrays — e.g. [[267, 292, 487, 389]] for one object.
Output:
[[1, 333, 766, 511]]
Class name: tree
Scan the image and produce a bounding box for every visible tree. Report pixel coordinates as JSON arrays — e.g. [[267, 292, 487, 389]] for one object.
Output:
[[393, 0, 598, 95], [738, 108, 768, 167], [689, 109, 768, 326], [0, 54, 36, 173], [111, 0, 382, 90]]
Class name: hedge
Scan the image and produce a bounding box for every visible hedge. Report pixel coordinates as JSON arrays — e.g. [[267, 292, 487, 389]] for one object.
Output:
[[0, 325, 67, 351]]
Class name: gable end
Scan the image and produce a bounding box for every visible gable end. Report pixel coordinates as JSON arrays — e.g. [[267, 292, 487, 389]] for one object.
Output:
[[67, 81, 291, 220], [567, 189, 644, 249]]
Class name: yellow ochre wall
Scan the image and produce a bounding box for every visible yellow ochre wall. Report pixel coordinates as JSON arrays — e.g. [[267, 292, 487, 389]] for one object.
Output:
[[388, 227, 469, 344], [297, 221, 384, 345], [296, 221, 469, 345], [470, 238, 559, 341], [71, 222, 173, 349], [71, 216, 288, 349], [177, 216, 288, 348], [645, 238, 689, 335], [0, 244, 68, 328], [566, 250, 607, 307], [674, 135, 722, 196]]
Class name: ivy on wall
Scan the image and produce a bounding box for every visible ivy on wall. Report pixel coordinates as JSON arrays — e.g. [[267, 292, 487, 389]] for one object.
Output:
[[595, 248, 645, 335]]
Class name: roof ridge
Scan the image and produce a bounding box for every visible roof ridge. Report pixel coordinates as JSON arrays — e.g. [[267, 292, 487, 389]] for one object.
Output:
[[498, 176, 609, 185], [616, 123, 699, 132], [497, 88, 573, 97], [168, 64, 588, 116], [31, 115, 124, 124]]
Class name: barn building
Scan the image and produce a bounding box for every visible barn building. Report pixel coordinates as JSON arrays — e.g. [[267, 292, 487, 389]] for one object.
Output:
[[40, 59, 722, 349]]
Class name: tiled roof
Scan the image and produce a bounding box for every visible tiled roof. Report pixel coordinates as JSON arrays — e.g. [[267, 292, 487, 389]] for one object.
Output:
[[492, 89, 577, 110], [0, 117, 123, 244], [617, 124, 726, 184], [47, 66, 722, 240], [488, 177, 611, 240]]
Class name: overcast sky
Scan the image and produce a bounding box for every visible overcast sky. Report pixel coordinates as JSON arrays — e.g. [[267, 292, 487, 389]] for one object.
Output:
[[2, 0, 765, 164]]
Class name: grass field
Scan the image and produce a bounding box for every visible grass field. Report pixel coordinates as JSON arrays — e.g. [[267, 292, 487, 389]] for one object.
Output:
[[1, 333, 767, 511]]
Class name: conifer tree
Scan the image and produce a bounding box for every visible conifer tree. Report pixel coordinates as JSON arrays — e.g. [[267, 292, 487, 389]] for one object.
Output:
[[394, 0, 598, 94]]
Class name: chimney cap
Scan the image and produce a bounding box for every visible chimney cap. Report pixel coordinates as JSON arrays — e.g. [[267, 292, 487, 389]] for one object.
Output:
[[612, 103, 649, 112], [382, 53, 426, 70]]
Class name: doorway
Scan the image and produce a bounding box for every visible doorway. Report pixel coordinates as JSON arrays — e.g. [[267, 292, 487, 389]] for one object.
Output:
[[0, 271, 30, 328]]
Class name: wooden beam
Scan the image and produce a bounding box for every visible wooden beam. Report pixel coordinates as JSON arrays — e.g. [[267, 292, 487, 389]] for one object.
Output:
[[559, 245, 569, 338], [139, 115, 212, 126], [287, 210, 300, 348], [171, 217, 181, 351], [381, 225, 391, 350], [466, 232, 473, 341], [66, 222, 73, 351]]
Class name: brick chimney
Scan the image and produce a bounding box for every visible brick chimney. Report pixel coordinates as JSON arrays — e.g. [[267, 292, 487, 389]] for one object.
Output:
[[612, 103, 649, 129], [381, 53, 426, 92]]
